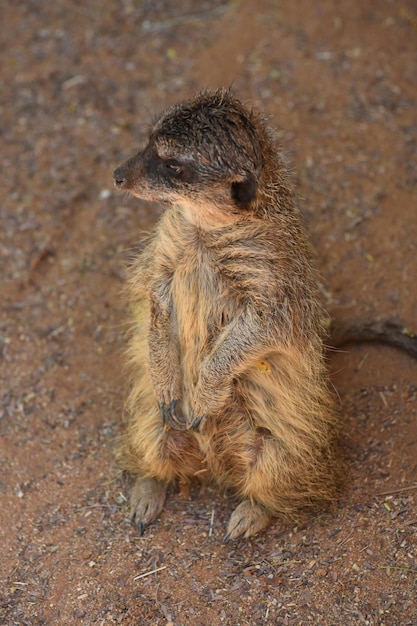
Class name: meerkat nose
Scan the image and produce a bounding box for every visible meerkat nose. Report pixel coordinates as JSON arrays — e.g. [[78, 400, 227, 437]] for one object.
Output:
[[113, 167, 127, 188]]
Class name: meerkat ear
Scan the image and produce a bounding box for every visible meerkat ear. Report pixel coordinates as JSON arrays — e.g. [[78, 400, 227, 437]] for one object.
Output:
[[231, 171, 257, 209]]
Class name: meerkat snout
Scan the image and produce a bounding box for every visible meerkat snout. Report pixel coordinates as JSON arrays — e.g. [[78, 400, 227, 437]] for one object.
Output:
[[113, 167, 127, 189], [113, 157, 140, 190]]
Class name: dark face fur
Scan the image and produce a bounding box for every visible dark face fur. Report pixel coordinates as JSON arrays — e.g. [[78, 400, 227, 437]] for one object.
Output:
[[113, 90, 264, 216]]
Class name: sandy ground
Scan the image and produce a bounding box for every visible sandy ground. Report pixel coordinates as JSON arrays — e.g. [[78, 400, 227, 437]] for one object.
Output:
[[1, 1, 417, 624]]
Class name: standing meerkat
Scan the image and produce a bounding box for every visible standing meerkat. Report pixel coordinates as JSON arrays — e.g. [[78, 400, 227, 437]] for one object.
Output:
[[113, 89, 416, 541]]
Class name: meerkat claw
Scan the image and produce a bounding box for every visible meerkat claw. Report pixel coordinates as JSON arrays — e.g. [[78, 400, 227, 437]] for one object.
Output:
[[188, 413, 209, 432], [160, 399, 187, 430], [223, 531, 238, 545]]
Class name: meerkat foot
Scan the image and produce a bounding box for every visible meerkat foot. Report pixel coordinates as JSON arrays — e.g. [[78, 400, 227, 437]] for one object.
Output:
[[224, 500, 272, 543], [130, 477, 167, 535]]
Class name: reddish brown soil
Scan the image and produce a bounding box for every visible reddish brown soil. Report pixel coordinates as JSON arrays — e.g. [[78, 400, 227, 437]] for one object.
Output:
[[1, 1, 416, 624]]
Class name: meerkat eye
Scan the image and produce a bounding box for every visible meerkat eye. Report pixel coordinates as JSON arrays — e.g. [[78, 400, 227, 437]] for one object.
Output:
[[164, 159, 183, 174], [162, 158, 195, 184]]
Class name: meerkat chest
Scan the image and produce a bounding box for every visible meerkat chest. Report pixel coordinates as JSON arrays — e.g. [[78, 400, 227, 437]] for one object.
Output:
[[171, 242, 230, 338]]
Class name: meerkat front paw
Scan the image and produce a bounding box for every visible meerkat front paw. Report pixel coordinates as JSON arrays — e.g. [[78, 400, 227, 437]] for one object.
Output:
[[224, 500, 272, 542], [191, 376, 232, 422], [130, 477, 167, 535]]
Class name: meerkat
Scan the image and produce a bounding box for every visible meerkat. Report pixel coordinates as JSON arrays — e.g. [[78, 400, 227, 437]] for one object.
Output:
[[113, 89, 416, 541]]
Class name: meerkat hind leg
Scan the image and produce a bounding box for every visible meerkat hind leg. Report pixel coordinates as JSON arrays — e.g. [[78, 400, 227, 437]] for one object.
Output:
[[130, 477, 167, 535], [224, 500, 272, 543]]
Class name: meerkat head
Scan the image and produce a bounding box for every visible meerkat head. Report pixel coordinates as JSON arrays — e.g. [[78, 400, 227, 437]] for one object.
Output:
[[113, 89, 268, 225]]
